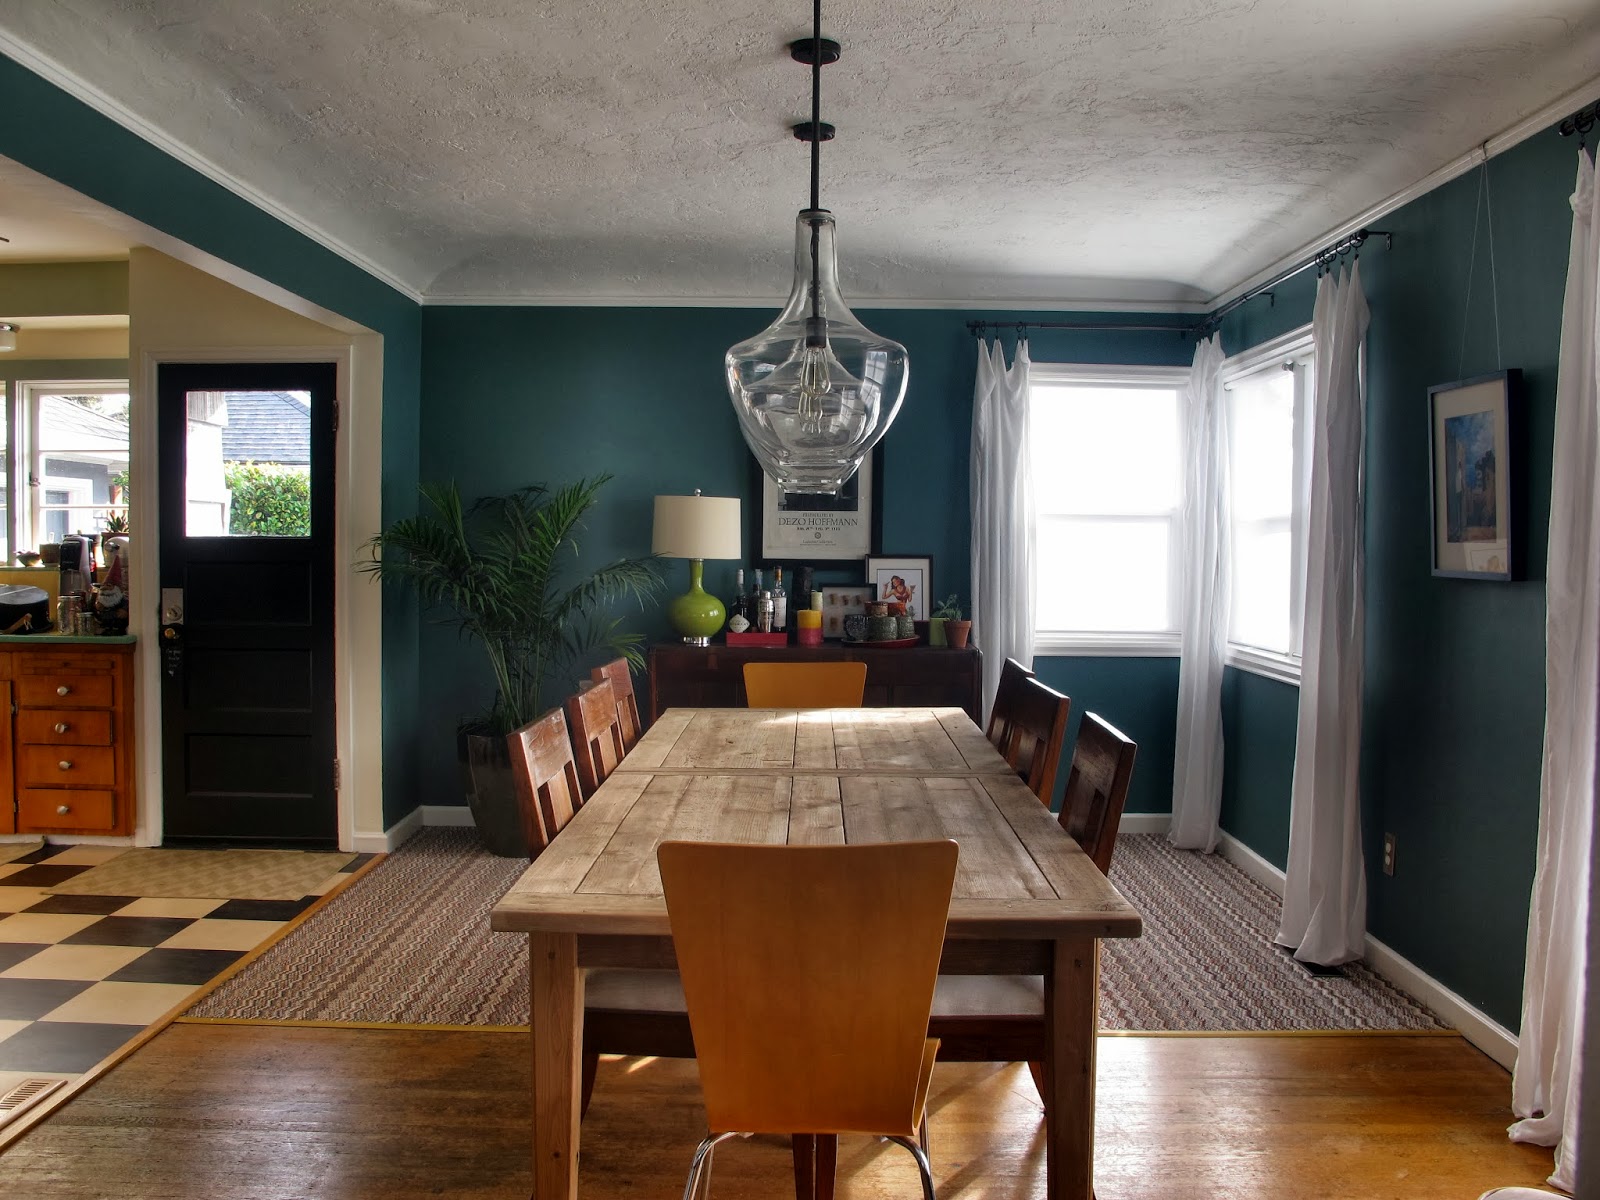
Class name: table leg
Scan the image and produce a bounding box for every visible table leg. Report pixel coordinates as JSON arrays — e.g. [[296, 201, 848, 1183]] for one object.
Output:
[[530, 932, 582, 1200], [1043, 936, 1098, 1200]]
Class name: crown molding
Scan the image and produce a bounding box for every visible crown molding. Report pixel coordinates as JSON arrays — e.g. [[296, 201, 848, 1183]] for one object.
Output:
[[1205, 72, 1600, 312], [421, 291, 1211, 313], [0, 34, 425, 305]]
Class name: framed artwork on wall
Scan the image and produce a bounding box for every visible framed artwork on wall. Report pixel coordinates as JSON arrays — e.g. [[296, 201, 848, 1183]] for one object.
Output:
[[1428, 370, 1520, 581], [756, 445, 883, 562], [866, 556, 933, 620], [819, 585, 872, 639]]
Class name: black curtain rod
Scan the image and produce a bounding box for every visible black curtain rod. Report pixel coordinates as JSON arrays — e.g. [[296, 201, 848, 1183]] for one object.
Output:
[[1559, 99, 1598, 144], [969, 227, 1394, 342]]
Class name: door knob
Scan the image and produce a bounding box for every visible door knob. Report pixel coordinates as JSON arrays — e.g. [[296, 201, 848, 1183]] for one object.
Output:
[[54, 723, 69, 734], [58, 760, 73, 771], [56, 685, 70, 696], [56, 804, 70, 815]]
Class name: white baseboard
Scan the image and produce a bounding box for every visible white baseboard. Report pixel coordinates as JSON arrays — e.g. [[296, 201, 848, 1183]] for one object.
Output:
[[1119, 812, 1172, 835], [422, 804, 476, 827], [1215, 830, 1517, 1069], [350, 806, 422, 853]]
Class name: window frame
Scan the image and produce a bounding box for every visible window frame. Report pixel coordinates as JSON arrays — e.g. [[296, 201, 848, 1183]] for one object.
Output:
[[11, 379, 131, 555], [1220, 327, 1314, 685], [1028, 362, 1191, 657]]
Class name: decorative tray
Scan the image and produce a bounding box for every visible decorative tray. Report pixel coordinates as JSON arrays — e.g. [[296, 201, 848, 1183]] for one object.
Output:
[[842, 636, 919, 648]]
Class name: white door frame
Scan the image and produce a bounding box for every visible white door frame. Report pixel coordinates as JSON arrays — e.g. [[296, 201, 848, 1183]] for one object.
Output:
[[133, 339, 386, 852]]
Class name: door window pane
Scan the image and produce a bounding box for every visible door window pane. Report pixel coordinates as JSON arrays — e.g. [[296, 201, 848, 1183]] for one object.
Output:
[[186, 390, 313, 537]]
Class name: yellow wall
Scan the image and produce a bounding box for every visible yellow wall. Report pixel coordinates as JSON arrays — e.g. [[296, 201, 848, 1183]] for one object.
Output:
[[128, 248, 350, 349], [5, 326, 127, 360], [0, 261, 127, 317]]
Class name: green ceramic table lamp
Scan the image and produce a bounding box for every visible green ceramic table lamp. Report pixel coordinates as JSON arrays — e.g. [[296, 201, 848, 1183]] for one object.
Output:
[[652, 491, 742, 646]]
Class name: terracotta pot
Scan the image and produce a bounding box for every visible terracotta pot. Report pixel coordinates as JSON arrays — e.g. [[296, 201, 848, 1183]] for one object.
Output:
[[945, 619, 972, 649]]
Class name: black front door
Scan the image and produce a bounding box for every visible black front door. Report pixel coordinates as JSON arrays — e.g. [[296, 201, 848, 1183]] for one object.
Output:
[[158, 362, 337, 846]]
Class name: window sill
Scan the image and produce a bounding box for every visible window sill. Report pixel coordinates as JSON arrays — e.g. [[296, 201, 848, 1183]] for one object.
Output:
[[1034, 632, 1181, 658], [1226, 644, 1301, 685]]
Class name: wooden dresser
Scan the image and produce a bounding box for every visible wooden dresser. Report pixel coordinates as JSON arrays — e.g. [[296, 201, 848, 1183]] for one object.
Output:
[[0, 638, 136, 837], [647, 642, 982, 723]]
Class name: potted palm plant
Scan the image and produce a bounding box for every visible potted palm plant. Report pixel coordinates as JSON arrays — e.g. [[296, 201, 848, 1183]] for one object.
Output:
[[363, 475, 660, 855]]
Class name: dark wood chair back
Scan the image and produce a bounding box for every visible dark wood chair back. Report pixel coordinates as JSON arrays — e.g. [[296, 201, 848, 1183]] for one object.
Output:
[[506, 708, 584, 855], [1058, 712, 1137, 875], [1002, 676, 1071, 805], [590, 657, 644, 751], [985, 657, 1036, 749], [567, 678, 626, 799]]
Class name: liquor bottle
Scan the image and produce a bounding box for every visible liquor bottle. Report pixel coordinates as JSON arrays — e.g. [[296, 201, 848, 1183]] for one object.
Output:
[[730, 569, 748, 623], [750, 569, 764, 616], [772, 568, 788, 632]]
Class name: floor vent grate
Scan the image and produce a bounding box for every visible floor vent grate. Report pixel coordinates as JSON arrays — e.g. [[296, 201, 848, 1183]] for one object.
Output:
[[0, 1077, 67, 1126]]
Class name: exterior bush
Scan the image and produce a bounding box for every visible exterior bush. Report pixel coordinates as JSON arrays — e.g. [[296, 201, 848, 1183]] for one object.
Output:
[[226, 463, 311, 536]]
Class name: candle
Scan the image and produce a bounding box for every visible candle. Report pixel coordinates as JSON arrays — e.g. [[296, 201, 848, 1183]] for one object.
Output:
[[810, 590, 823, 610], [795, 608, 822, 629]]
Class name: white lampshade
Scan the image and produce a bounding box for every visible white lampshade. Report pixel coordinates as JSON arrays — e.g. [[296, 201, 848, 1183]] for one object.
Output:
[[0, 324, 16, 353], [652, 493, 742, 560]]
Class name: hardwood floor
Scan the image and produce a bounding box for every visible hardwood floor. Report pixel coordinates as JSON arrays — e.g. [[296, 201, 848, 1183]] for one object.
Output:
[[0, 1023, 1553, 1199]]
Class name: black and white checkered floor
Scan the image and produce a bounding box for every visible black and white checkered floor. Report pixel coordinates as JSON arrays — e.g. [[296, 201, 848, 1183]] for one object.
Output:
[[0, 843, 371, 1091]]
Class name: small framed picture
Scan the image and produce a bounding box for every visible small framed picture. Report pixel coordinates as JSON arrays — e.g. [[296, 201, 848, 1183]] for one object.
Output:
[[819, 586, 872, 639], [866, 556, 933, 619], [1428, 371, 1519, 581]]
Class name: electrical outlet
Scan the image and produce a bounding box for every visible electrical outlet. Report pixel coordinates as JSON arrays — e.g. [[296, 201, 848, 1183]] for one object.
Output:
[[1382, 832, 1396, 876]]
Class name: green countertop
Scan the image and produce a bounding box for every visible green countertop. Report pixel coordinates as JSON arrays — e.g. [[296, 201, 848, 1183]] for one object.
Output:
[[0, 633, 137, 645]]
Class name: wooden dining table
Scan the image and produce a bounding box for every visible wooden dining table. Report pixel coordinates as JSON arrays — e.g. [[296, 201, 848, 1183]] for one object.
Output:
[[490, 706, 1142, 1200]]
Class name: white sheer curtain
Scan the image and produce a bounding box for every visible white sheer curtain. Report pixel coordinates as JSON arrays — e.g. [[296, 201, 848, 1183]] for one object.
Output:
[[1170, 334, 1230, 851], [1276, 262, 1370, 966], [970, 338, 1035, 719], [1509, 149, 1598, 1194]]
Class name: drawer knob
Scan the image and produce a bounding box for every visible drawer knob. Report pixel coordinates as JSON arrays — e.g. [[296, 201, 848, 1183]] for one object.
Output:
[[56, 685, 70, 696], [54, 722, 69, 734], [58, 760, 73, 771], [56, 804, 70, 815]]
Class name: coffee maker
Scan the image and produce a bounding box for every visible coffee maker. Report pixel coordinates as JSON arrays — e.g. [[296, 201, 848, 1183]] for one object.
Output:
[[58, 533, 92, 601]]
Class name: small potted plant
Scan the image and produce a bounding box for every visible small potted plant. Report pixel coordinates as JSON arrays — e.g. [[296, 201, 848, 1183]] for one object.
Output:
[[929, 594, 969, 648]]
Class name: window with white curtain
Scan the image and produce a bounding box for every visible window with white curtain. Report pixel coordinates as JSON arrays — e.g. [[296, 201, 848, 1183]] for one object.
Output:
[[1029, 365, 1189, 654], [1223, 329, 1313, 681]]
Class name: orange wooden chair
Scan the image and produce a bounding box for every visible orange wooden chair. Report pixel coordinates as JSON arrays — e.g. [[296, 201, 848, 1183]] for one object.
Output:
[[928, 711, 1138, 1110], [985, 657, 1036, 750], [590, 657, 645, 750], [1001, 676, 1071, 805], [567, 677, 627, 800], [505, 707, 584, 856], [659, 839, 959, 1200], [742, 661, 867, 708]]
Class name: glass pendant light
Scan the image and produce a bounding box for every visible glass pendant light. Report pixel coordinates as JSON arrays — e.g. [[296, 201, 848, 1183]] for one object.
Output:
[[725, 0, 908, 496]]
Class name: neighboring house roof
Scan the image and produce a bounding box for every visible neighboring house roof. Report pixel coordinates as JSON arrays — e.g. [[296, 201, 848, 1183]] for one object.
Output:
[[39, 394, 130, 453], [220, 391, 310, 466]]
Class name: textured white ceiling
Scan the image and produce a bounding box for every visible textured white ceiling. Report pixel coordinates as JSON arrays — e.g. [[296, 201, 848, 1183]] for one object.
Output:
[[2, 0, 1597, 306]]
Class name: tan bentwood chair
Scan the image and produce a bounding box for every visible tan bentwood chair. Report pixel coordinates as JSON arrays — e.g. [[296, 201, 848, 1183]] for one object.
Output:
[[505, 708, 584, 856], [590, 657, 645, 750], [1002, 676, 1071, 805], [742, 661, 867, 709], [658, 839, 960, 1200], [566, 677, 627, 800], [984, 657, 1036, 749]]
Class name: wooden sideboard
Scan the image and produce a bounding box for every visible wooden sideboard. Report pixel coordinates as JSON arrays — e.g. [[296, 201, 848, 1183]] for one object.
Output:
[[647, 642, 982, 723], [0, 639, 136, 837]]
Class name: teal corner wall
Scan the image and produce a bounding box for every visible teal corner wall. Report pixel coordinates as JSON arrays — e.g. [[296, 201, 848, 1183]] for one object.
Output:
[[1217, 127, 1577, 1027], [0, 54, 424, 823]]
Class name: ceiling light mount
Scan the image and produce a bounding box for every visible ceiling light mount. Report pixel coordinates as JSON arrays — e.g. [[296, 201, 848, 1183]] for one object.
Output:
[[787, 37, 840, 66], [791, 121, 835, 143], [0, 323, 17, 353]]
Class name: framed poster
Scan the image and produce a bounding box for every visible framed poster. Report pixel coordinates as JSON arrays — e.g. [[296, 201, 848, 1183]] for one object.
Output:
[[758, 447, 881, 562], [866, 556, 932, 620], [1429, 370, 1519, 581], [818, 585, 872, 639]]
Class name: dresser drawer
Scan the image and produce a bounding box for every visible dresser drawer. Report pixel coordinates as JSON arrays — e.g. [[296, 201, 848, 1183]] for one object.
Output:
[[18, 788, 116, 832], [18, 744, 116, 788], [18, 709, 113, 746], [16, 675, 114, 709]]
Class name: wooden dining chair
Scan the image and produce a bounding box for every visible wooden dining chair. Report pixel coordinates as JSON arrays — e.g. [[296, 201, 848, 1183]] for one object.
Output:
[[985, 657, 1036, 750], [1002, 676, 1071, 805], [505, 707, 584, 856], [928, 711, 1138, 1111], [1058, 713, 1138, 875], [566, 677, 627, 799], [590, 657, 644, 750], [658, 839, 960, 1200], [742, 661, 868, 709]]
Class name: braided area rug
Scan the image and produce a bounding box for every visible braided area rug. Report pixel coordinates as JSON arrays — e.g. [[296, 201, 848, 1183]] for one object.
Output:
[[186, 829, 1444, 1031]]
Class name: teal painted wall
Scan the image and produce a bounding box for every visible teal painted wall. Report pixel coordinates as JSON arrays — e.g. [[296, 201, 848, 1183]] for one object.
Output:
[[415, 306, 1194, 806], [1217, 127, 1577, 1027], [1219, 668, 1297, 869], [1034, 656, 1179, 816], [0, 54, 425, 822]]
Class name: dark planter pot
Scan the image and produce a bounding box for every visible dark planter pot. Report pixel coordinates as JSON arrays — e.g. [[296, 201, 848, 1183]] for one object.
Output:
[[457, 725, 530, 858]]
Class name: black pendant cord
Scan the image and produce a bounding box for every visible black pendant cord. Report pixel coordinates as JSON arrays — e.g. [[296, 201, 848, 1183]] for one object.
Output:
[[807, 0, 824, 345]]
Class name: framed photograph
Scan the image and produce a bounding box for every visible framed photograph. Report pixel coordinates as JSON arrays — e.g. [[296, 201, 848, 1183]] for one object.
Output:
[[866, 556, 933, 620], [819, 586, 872, 639], [1429, 370, 1519, 581], [757, 446, 882, 562]]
